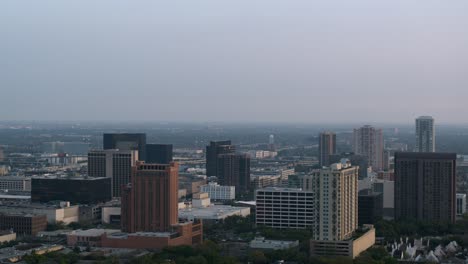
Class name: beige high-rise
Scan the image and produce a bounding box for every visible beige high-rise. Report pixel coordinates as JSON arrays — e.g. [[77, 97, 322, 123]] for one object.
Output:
[[304, 161, 359, 241]]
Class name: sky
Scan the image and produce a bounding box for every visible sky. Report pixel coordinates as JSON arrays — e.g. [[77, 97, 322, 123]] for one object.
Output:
[[1, 1, 468, 124]]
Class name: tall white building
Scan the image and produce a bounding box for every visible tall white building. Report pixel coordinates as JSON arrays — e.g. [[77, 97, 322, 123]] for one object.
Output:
[[88, 149, 138, 198], [415, 116, 435, 152], [353, 125, 384, 172], [200, 182, 235, 200], [256, 187, 315, 229], [304, 160, 359, 241]]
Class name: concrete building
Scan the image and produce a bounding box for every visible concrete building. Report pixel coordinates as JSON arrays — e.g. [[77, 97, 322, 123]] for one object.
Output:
[[31, 176, 111, 204], [122, 162, 179, 233], [319, 132, 336, 167], [200, 182, 235, 201], [101, 206, 121, 225], [217, 153, 251, 193], [310, 225, 376, 259], [353, 125, 384, 172], [205, 140, 235, 177], [256, 187, 314, 229], [416, 116, 435, 152], [0, 213, 47, 236], [0, 202, 80, 224], [67, 229, 120, 247], [457, 193, 466, 217], [88, 149, 138, 198], [0, 231, 16, 243], [395, 152, 456, 223], [103, 133, 146, 161], [146, 144, 173, 164], [306, 160, 359, 241], [250, 237, 299, 250], [0, 176, 31, 192]]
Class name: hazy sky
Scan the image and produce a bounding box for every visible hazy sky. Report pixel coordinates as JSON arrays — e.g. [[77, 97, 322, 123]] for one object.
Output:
[[1, 1, 468, 123]]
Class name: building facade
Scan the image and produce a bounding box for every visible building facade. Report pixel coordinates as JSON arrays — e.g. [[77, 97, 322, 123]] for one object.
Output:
[[352, 126, 384, 172], [358, 189, 383, 225], [146, 144, 173, 164], [456, 193, 467, 217], [217, 153, 250, 193], [0, 176, 31, 192], [0, 214, 47, 236], [256, 187, 315, 229], [103, 133, 146, 161], [121, 162, 179, 233], [32, 176, 111, 204], [415, 116, 435, 152], [394, 152, 456, 223], [88, 149, 138, 198], [200, 182, 235, 200], [205, 140, 235, 177], [305, 161, 359, 241], [319, 132, 336, 167]]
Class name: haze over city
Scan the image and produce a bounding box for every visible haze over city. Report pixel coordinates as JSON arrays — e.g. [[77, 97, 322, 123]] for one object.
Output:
[[1, 0, 468, 123]]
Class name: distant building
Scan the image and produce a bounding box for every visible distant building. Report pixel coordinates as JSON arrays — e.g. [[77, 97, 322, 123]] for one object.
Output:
[[307, 161, 359, 241], [146, 144, 173, 164], [0, 176, 31, 192], [415, 116, 435, 152], [31, 176, 111, 204], [256, 187, 314, 229], [394, 152, 456, 223], [205, 141, 235, 177], [0, 213, 47, 236], [67, 229, 121, 247], [88, 149, 138, 198], [0, 231, 16, 243], [250, 237, 299, 250], [456, 193, 466, 217], [358, 189, 383, 225], [318, 132, 336, 167], [200, 182, 235, 201], [217, 153, 250, 193], [353, 125, 384, 172], [103, 133, 146, 161], [42, 142, 90, 155]]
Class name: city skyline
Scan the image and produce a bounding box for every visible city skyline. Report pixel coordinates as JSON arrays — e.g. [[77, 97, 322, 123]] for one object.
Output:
[[2, 1, 468, 123]]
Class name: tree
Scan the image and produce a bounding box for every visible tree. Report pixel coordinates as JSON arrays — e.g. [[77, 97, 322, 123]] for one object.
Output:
[[249, 250, 268, 264]]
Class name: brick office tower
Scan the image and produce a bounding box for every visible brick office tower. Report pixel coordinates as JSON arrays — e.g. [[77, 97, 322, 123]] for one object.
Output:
[[122, 162, 179, 233], [394, 152, 456, 223]]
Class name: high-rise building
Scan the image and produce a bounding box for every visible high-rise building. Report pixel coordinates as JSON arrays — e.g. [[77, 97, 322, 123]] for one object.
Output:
[[217, 153, 250, 193], [358, 189, 383, 225], [304, 160, 359, 241], [0, 146, 4, 162], [456, 193, 467, 217], [415, 116, 435, 152], [205, 141, 235, 177], [103, 133, 146, 161], [394, 152, 456, 223], [353, 125, 384, 172], [88, 149, 138, 198], [330, 152, 368, 179], [200, 182, 235, 201], [146, 144, 173, 164], [268, 134, 275, 151], [318, 132, 336, 167], [256, 187, 315, 229], [121, 162, 179, 233]]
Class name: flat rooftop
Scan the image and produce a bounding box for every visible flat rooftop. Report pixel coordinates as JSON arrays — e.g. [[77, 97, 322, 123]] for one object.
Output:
[[69, 229, 120, 237], [179, 205, 250, 220]]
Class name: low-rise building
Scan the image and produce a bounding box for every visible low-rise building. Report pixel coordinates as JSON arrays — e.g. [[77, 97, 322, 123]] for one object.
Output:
[[310, 225, 376, 259], [249, 237, 299, 250], [200, 182, 235, 201], [0, 202, 80, 224], [0, 213, 47, 236], [102, 206, 121, 225], [67, 229, 120, 247], [0, 231, 16, 243], [256, 187, 314, 229], [0, 176, 31, 192]]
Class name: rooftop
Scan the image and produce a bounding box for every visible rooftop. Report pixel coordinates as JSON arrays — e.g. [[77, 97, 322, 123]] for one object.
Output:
[[179, 205, 250, 220], [69, 229, 120, 237]]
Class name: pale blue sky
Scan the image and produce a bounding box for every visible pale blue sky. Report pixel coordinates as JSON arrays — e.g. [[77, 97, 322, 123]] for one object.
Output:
[[1, 1, 468, 123]]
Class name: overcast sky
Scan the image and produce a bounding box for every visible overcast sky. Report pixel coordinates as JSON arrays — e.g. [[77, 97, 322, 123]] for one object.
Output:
[[1, 1, 468, 124]]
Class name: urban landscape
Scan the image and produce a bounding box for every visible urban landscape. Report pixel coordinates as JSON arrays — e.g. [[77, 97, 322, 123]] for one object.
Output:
[[0, 119, 467, 263], [2, 0, 468, 263]]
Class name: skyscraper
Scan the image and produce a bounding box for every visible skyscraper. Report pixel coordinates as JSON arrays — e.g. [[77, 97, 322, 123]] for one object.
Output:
[[205, 140, 235, 177], [88, 149, 138, 197], [318, 132, 336, 167], [305, 160, 359, 241], [121, 162, 179, 233], [353, 125, 384, 172], [146, 144, 173, 164], [415, 116, 435, 152], [217, 153, 250, 193], [103, 133, 146, 161], [394, 152, 456, 223]]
